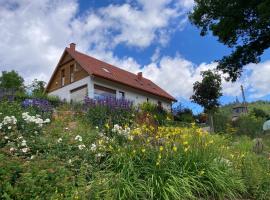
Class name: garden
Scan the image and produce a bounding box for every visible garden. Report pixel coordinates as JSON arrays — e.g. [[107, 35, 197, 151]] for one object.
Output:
[[0, 95, 270, 200]]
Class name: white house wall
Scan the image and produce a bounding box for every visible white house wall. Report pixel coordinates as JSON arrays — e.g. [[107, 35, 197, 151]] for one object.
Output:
[[48, 77, 91, 102], [48, 75, 172, 111]]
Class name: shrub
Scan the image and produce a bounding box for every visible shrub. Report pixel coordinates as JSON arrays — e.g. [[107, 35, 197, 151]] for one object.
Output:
[[173, 105, 194, 123], [84, 97, 134, 127], [234, 114, 264, 137], [252, 108, 270, 119], [213, 111, 231, 133], [139, 102, 169, 125]]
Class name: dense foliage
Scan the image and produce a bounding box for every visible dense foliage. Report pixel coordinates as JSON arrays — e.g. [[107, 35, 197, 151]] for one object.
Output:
[[189, 0, 270, 81], [0, 100, 270, 199], [84, 97, 134, 127]]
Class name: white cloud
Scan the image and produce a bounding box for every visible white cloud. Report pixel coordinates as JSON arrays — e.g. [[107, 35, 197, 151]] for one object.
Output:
[[245, 61, 270, 98], [0, 0, 189, 84]]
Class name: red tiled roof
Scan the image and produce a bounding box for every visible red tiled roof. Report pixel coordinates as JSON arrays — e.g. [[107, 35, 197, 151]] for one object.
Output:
[[64, 47, 176, 101]]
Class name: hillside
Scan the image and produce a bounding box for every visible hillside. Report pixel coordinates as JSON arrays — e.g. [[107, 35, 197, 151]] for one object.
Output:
[[218, 100, 270, 116]]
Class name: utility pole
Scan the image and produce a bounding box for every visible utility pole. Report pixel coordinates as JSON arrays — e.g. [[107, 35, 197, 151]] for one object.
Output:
[[241, 85, 248, 113]]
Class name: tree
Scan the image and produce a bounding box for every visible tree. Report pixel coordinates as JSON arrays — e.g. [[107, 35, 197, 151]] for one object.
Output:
[[0, 70, 25, 91], [189, 0, 270, 81], [191, 70, 222, 132], [30, 79, 46, 97]]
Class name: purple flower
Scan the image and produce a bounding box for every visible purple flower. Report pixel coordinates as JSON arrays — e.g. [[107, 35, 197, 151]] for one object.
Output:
[[84, 96, 133, 111], [22, 98, 53, 112]]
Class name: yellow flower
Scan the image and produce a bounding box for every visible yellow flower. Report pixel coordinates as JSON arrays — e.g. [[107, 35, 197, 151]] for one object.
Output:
[[105, 123, 109, 129], [141, 148, 146, 153], [199, 170, 205, 176], [156, 161, 160, 166], [183, 141, 188, 145], [209, 140, 214, 144], [159, 146, 164, 151], [173, 146, 177, 152], [184, 147, 189, 152], [158, 154, 162, 159]]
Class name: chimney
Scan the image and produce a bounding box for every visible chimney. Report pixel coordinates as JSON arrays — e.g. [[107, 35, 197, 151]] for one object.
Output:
[[69, 43, 76, 51], [137, 72, 142, 80]]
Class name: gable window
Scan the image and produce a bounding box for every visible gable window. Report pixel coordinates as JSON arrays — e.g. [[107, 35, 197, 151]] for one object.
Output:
[[94, 84, 116, 99], [119, 91, 125, 99], [61, 69, 65, 87], [70, 64, 74, 83], [158, 101, 162, 108], [74, 63, 78, 71]]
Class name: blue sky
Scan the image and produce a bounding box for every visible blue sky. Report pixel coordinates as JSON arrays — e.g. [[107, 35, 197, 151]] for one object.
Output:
[[0, 0, 270, 113]]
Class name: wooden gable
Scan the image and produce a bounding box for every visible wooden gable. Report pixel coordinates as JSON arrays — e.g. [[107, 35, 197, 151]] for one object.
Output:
[[46, 50, 89, 93]]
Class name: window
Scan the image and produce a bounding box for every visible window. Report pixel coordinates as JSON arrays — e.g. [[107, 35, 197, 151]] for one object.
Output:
[[61, 69, 65, 86], [119, 91, 125, 99], [94, 84, 116, 99], [158, 101, 162, 108], [70, 64, 74, 83], [74, 63, 78, 72], [102, 67, 110, 73]]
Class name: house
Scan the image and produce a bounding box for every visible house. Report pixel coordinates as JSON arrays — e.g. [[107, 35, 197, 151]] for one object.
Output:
[[45, 43, 176, 111]]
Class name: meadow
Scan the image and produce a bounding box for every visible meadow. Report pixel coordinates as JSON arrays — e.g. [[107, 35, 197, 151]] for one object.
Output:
[[0, 98, 270, 200]]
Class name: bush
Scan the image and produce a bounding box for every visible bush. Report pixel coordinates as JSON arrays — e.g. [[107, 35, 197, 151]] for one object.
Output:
[[139, 102, 169, 125], [84, 97, 135, 127], [173, 105, 194, 123], [234, 114, 264, 137], [252, 108, 270, 119], [213, 111, 231, 133]]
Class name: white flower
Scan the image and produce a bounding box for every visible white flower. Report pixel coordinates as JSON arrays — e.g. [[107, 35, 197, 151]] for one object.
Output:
[[44, 118, 50, 123], [65, 127, 69, 131], [8, 126, 12, 129], [95, 126, 99, 129], [21, 140, 27, 147], [57, 138, 62, 143], [10, 147, 16, 152], [90, 143, 97, 151], [78, 144, 86, 150], [4, 136, 9, 140], [30, 155, 35, 159], [96, 153, 104, 158], [21, 147, 29, 153], [68, 159, 72, 164], [98, 132, 105, 137], [34, 131, 38, 134], [75, 135, 82, 142]]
